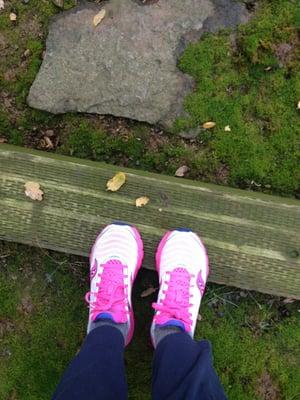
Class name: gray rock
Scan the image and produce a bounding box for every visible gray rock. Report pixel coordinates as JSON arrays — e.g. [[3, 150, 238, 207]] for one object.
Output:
[[28, 0, 249, 129]]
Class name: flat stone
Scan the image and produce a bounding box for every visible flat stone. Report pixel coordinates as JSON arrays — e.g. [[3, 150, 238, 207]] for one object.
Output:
[[27, 0, 248, 129]]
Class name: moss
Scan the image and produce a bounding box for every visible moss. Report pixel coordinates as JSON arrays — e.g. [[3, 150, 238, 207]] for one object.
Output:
[[0, 242, 299, 399], [0, 0, 299, 197], [178, 0, 300, 195]]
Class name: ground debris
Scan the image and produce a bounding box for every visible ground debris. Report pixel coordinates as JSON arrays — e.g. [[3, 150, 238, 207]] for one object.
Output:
[[140, 287, 158, 298], [0, 319, 15, 338], [256, 373, 281, 400], [24, 181, 44, 201], [175, 165, 189, 177]]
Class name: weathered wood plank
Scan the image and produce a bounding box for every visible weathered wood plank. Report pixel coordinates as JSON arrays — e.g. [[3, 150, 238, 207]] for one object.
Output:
[[1, 144, 299, 298]]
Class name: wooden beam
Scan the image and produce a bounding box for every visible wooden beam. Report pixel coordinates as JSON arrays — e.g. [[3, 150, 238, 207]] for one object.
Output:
[[1, 144, 299, 298]]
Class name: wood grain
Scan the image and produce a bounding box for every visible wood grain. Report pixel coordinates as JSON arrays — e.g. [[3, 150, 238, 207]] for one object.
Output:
[[1, 144, 299, 298]]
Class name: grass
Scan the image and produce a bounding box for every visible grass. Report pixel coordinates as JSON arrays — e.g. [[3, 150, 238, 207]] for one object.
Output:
[[0, 242, 299, 400], [0, 0, 299, 196]]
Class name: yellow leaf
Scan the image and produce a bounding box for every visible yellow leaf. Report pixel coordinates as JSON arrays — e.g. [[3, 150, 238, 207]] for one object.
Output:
[[224, 125, 231, 132], [297, 100, 300, 110], [202, 121, 216, 129], [135, 196, 150, 207], [9, 12, 17, 21], [106, 172, 126, 192], [24, 181, 44, 201], [93, 9, 106, 27]]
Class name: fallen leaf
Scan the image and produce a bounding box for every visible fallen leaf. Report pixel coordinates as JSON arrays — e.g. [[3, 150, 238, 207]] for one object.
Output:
[[106, 172, 126, 192], [224, 125, 231, 132], [45, 129, 54, 137], [282, 298, 295, 304], [18, 296, 35, 315], [9, 12, 17, 21], [52, 0, 64, 8], [44, 136, 54, 149], [297, 100, 300, 110], [175, 165, 189, 177], [93, 9, 106, 27], [264, 66, 272, 71], [135, 196, 150, 207], [140, 287, 158, 298], [24, 181, 44, 201], [0, 1, 4, 11], [202, 121, 216, 129], [23, 49, 31, 58]]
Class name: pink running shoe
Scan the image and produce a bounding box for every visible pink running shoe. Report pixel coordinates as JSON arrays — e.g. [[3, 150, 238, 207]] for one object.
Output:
[[85, 223, 144, 345], [151, 229, 209, 344]]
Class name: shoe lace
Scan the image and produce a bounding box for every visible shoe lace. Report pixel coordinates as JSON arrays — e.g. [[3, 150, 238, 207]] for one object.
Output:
[[85, 260, 128, 323], [152, 268, 194, 331]]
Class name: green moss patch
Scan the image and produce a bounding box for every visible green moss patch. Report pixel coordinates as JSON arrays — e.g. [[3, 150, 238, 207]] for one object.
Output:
[[177, 0, 300, 195], [0, 243, 299, 399]]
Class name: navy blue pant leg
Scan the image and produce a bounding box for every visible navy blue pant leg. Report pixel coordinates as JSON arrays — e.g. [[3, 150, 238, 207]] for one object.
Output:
[[52, 326, 127, 400], [152, 332, 227, 400]]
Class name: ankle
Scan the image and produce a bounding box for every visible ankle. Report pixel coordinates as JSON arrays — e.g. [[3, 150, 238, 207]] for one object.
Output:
[[151, 324, 184, 348]]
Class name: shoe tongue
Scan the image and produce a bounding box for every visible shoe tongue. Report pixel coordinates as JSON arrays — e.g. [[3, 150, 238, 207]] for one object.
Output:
[[95, 312, 117, 323]]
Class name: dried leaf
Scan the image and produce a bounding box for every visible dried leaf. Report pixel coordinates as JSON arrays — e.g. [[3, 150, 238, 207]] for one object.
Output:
[[18, 296, 35, 315], [93, 9, 106, 27], [202, 121, 216, 129], [175, 165, 189, 177], [140, 287, 158, 298], [282, 298, 295, 304], [224, 125, 231, 132], [9, 12, 17, 21], [52, 0, 64, 8], [23, 49, 31, 58], [297, 100, 300, 110], [135, 196, 150, 207], [0, 1, 4, 11], [106, 172, 126, 192], [45, 129, 54, 137], [24, 181, 44, 201], [44, 136, 54, 149]]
